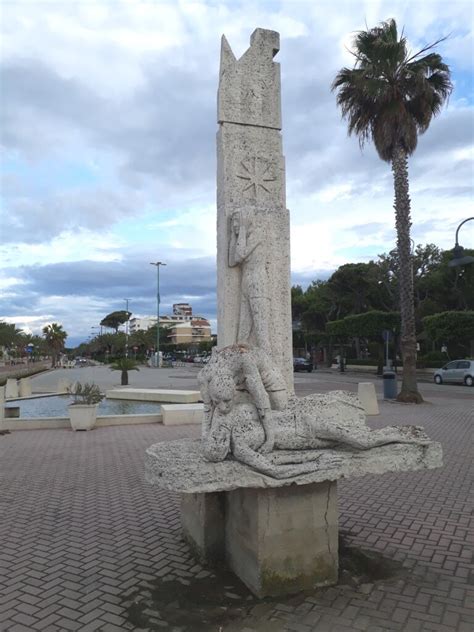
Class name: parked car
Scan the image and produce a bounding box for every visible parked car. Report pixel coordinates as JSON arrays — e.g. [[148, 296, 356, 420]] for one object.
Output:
[[193, 355, 210, 365], [75, 358, 89, 367], [433, 360, 474, 386], [293, 357, 313, 373]]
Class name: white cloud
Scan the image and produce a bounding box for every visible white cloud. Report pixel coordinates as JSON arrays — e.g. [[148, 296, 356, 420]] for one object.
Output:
[[0, 230, 124, 268]]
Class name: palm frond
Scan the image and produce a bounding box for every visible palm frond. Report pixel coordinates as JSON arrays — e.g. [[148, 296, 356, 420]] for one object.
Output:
[[332, 18, 452, 161]]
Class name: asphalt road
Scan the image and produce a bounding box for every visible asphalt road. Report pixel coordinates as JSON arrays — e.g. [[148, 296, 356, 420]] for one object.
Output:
[[30, 364, 474, 402], [293, 368, 474, 401]]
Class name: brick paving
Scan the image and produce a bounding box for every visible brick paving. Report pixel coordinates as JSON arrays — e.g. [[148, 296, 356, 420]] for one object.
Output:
[[1, 387, 473, 631]]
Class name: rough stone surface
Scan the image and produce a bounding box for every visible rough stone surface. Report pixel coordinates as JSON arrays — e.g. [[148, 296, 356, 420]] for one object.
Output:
[[181, 492, 225, 563], [145, 437, 442, 493], [217, 28, 292, 389], [195, 383, 439, 479], [218, 28, 281, 129], [225, 481, 338, 597], [0, 385, 4, 420], [357, 381, 379, 415]]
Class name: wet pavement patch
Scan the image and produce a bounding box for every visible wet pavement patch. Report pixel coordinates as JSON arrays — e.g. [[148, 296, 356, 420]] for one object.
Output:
[[121, 535, 407, 631], [122, 570, 256, 631]]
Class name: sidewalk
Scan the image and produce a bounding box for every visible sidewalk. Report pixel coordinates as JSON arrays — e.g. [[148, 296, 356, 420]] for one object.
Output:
[[1, 381, 473, 631]]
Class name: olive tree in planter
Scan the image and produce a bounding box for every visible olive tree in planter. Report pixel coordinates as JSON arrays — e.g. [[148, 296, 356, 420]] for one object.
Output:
[[68, 382, 104, 431]]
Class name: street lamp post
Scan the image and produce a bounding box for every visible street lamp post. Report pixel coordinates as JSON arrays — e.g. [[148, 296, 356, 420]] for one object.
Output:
[[150, 262, 166, 367], [448, 217, 474, 267], [123, 298, 131, 357], [90, 327, 100, 361]]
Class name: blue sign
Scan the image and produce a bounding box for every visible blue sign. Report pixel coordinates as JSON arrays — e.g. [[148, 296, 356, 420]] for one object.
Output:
[[382, 330, 392, 343]]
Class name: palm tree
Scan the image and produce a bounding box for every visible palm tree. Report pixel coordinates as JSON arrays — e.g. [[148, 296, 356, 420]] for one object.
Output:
[[109, 357, 140, 386], [42, 323, 68, 367], [332, 19, 452, 402]]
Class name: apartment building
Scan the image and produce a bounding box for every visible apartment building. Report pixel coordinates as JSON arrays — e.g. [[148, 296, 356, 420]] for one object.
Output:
[[129, 304, 211, 343], [173, 303, 193, 317], [167, 318, 211, 345]]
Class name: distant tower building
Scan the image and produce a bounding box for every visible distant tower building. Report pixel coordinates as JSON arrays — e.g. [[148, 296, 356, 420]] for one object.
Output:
[[173, 303, 193, 318]]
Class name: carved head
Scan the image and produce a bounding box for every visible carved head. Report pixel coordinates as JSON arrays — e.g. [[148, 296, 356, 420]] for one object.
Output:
[[209, 372, 235, 415], [231, 208, 255, 234]]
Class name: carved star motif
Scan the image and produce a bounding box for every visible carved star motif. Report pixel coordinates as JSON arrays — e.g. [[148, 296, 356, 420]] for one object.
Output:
[[236, 157, 276, 200]]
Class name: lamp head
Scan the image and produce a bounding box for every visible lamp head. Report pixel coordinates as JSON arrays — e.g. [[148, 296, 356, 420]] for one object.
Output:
[[448, 244, 474, 268]]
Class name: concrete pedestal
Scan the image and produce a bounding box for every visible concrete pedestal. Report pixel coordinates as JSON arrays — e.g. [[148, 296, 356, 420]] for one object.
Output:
[[181, 492, 225, 564], [181, 481, 338, 597], [148, 438, 442, 596]]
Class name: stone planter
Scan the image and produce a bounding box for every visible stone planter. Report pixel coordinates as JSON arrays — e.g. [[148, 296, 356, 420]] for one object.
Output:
[[68, 404, 98, 431]]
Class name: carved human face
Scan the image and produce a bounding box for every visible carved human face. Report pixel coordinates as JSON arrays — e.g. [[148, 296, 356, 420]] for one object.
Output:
[[209, 375, 235, 415], [216, 395, 233, 415]]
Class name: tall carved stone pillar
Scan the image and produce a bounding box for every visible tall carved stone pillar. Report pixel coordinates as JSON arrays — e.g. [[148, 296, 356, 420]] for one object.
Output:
[[216, 28, 293, 391]]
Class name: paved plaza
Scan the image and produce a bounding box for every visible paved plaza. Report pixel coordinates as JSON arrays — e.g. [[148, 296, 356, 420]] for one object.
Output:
[[1, 369, 473, 631]]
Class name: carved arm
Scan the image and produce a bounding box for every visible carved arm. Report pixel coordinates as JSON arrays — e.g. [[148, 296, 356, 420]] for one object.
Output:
[[231, 438, 328, 479]]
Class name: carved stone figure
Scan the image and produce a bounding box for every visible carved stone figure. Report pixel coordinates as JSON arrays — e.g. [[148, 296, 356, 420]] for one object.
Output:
[[198, 344, 287, 455], [201, 386, 431, 479], [228, 209, 271, 352]]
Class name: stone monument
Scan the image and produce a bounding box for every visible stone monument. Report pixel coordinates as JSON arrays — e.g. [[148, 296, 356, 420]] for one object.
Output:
[[146, 28, 442, 598], [217, 28, 292, 390]]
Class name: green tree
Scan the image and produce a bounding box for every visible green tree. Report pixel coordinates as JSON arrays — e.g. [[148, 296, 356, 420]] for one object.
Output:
[[100, 310, 131, 333], [333, 19, 452, 402], [0, 322, 24, 358], [326, 311, 400, 373], [198, 339, 216, 354], [146, 324, 172, 352], [423, 311, 474, 357], [42, 323, 68, 367], [0, 322, 23, 346]]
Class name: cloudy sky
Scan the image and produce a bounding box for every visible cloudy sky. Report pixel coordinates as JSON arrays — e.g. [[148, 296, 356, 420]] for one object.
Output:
[[1, 0, 473, 346]]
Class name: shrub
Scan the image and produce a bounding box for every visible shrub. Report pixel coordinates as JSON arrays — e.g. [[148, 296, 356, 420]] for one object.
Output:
[[69, 383, 103, 405]]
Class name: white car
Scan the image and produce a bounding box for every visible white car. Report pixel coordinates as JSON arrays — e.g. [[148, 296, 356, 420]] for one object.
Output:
[[433, 360, 474, 386], [193, 355, 210, 364]]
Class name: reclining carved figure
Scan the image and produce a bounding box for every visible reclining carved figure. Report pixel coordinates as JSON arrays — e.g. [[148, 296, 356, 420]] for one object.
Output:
[[200, 377, 431, 479]]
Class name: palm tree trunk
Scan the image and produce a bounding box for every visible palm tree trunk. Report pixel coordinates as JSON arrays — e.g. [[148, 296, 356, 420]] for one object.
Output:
[[392, 145, 423, 403], [121, 370, 128, 386]]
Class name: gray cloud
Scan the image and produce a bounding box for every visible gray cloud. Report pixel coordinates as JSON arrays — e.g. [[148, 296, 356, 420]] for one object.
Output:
[[2, 33, 472, 245], [2, 253, 217, 325]]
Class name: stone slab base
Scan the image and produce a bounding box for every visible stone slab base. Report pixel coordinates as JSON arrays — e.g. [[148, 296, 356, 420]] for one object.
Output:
[[162, 404, 203, 426], [180, 481, 338, 597], [106, 388, 200, 403], [146, 438, 443, 493]]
